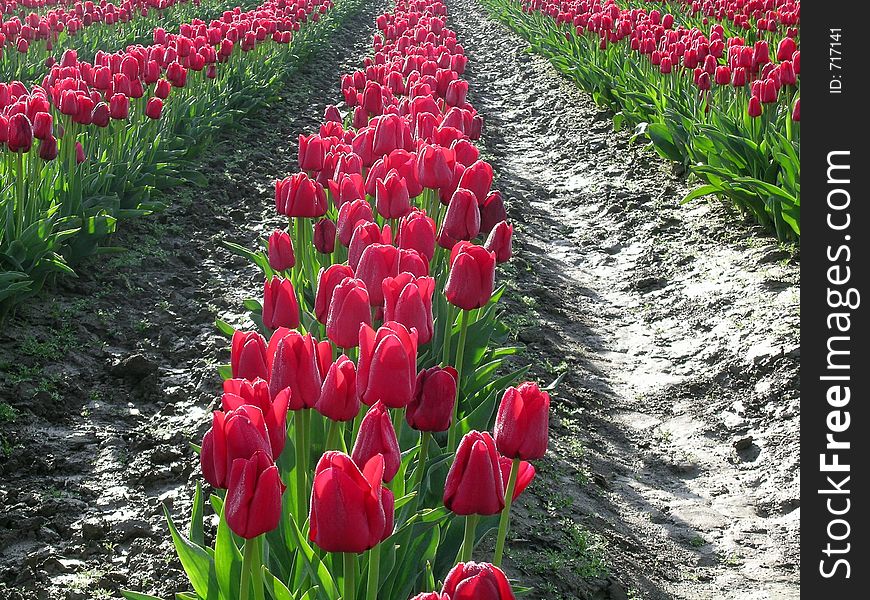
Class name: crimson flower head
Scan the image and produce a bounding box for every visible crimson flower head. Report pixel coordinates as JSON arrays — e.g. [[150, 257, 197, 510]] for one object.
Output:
[[276, 172, 328, 218], [484, 220, 513, 264], [268, 229, 295, 272], [351, 402, 401, 482], [406, 366, 457, 432], [438, 188, 481, 248], [376, 169, 412, 219], [498, 456, 535, 501], [356, 243, 400, 307], [268, 329, 322, 409], [225, 451, 285, 539], [231, 330, 269, 381], [262, 277, 300, 330], [357, 321, 418, 408], [382, 272, 435, 345], [200, 404, 274, 489], [222, 378, 290, 459], [398, 210, 436, 261], [445, 242, 496, 310], [493, 382, 550, 460], [309, 452, 393, 553], [441, 562, 516, 600], [315, 355, 359, 422], [458, 160, 494, 205], [315, 264, 355, 324], [444, 431, 505, 516], [313, 218, 337, 254], [326, 278, 372, 349]]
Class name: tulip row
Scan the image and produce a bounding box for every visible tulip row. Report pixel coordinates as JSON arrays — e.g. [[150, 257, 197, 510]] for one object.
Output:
[[483, 0, 800, 240], [150, 0, 554, 599], [1, 0, 214, 82], [632, 0, 800, 37], [0, 0, 355, 318]]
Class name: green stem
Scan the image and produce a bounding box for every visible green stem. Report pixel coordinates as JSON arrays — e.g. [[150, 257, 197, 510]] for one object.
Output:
[[343, 552, 356, 600], [240, 536, 263, 600], [441, 303, 454, 366], [392, 408, 404, 449], [366, 543, 381, 600], [326, 418, 341, 451], [15, 151, 25, 239], [295, 410, 308, 525], [447, 309, 470, 453], [493, 457, 520, 567], [459, 514, 479, 563]]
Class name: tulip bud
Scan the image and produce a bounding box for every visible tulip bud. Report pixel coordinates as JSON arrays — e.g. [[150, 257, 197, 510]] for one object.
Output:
[[315, 264, 355, 324], [276, 172, 328, 217], [299, 133, 328, 171], [406, 366, 457, 432], [315, 355, 359, 422], [324, 104, 342, 123], [7, 113, 33, 153], [444, 431, 505, 515], [262, 277, 300, 330], [313, 218, 336, 254], [268, 329, 322, 409], [498, 456, 535, 501], [329, 172, 366, 209], [309, 452, 392, 553], [382, 272, 435, 345], [268, 230, 295, 271], [484, 221, 513, 264], [231, 330, 269, 381], [452, 138, 480, 167], [417, 143, 456, 189], [155, 79, 172, 99], [442, 562, 516, 600], [222, 378, 290, 459], [351, 402, 401, 481], [356, 243, 400, 307], [438, 188, 481, 249], [38, 135, 59, 161], [358, 322, 418, 408], [479, 190, 507, 235], [398, 210, 436, 261], [494, 382, 550, 460], [445, 242, 496, 310], [75, 142, 86, 164], [145, 97, 163, 120], [32, 112, 52, 140], [326, 278, 372, 349], [458, 160, 494, 204], [337, 198, 375, 247], [225, 451, 285, 539], [399, 248, 430, 278], [792, 98, 800, 122], [200, 405, 273, 489], [376, 169, 412, 219]]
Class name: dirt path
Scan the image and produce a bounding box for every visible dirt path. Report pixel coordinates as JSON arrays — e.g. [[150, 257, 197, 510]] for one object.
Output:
[[447, 1, 801, 598], [0, 3, 382, 598]]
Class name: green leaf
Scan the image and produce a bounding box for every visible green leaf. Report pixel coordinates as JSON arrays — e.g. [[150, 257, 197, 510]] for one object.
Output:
[[163, 505, 215, 599], [214, 503, 243, 600], [121, 592, 167, 600], [189, 482, 205, 547], [215, 319, 236, 337], [263, 566, 297, 600]]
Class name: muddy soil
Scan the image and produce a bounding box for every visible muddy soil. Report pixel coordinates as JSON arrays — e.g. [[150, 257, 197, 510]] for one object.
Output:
[[448, 1, 800, 598], [0, 3, 383, 598]]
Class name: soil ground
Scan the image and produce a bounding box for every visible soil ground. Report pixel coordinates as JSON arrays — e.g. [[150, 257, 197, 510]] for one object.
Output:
[[0, 1, 800, 599]]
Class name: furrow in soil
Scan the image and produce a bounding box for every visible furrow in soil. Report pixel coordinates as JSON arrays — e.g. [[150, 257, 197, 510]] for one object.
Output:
[[447, 1, 800, 598]]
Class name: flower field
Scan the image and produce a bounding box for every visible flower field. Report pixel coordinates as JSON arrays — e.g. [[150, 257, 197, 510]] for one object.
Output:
[[0, 0, 800, 598]]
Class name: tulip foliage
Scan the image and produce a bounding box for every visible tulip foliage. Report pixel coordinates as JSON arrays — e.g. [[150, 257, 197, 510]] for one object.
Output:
[[139, 1, 558, 599], [483, 0, 800, 240], [0, 0, 350, 318]]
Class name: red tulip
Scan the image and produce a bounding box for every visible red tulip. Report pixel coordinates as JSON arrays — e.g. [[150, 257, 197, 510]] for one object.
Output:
[[201, 405, 273, 489], [231, 330, 269, 381], [406, 366, 457, 432], [438, 188, 481, 248], [444, 431, 505, 515], [326, 278, 372, 349], [399, 248, 430, 278], [382, 272, 435, 345], [484, 221, 513, 264], [314, 218, 337, 254], [498, 456, 535, 501], [356, 243, 400, 307], [417, 143, 456, 189], [372, 113, 411, 157], [38, 136, 58, 161], [337, 199, 374, 247], [792, 98, 800, 122], [398, 210, 436, 261], [32, 112, 52, 140], [225, 451, 285, 539], [299, 133, 329, 171], [376, 169, 412, 219], [109, 93, 129, 120], [145, 97, 163, 120], [6, 114, 32, 153], [276, 172, 328, 218], [357, 321, 418, 408], [91, 103, 110, 128], [458, 160, 494, 205], [222, 378, 290, 459], [494, 382, 550, 460], [155, 79, 172, 99], [452, 138, 480, 167], [386, 148, 423, 197], [268, 329, 322, 409], [410, 594, 449, 600], [262, 277, 300, 330], [315, 355, 359, 422], [351, 402, 401, 482], [445, 241, 496, 310], [748, 95, 763, 117], [268, 230, 295, 272], [714, 65, 731, 86], [776, 37, 797, 62], [315, 264, 355, 324], [75, 142, 86, 164], [445, 79, 469, 106], [442, 562, 516, 600], [324, 105, 342, 122], [309, 452, 392, 553]]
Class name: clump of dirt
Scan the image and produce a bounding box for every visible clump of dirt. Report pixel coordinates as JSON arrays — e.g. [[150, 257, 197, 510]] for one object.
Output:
[[447, 0, 800, 598], [0, 3, 383, 598]]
